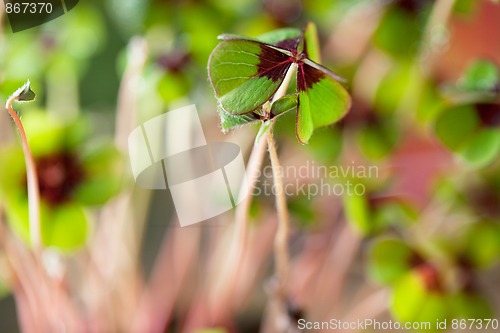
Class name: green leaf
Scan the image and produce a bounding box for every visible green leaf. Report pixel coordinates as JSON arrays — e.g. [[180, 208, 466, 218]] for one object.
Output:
[[218, 28, 301, 46], [4, 197, 88, 251], [343, 192, 370, 235], [435, 104, 500, 167], [23, 111, 68, 157], [368, 238, 414, 285], [208, 39, 292, 115], [453, 0, 478, 15], [0, 148, 27, 202], [391, 272, 448, 330], [459, 59, 499, 93], [450, 293, 493, 319], [434, 105, 479, 150], [75, 144, 124, 206], [218, 107, 259, 132], [303, 22, 321, 63], [157, 72, 191, 103], [373, 7, 422, 57], [13, 80, 36, 102], [296, 65, 351, 143], [375, 62, 419, 115], [459, 129, 500, 168], [42, 203, 88, 251], [270, 94, 297, 118], [463, 222, 500, 268], [256, 28, 301, 45]]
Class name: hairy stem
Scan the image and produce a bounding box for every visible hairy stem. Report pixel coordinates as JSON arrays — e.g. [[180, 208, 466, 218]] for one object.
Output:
[[5, 96, 41, 250], [233, 63, 296, 273], [233, 135, 268, 249], [213, 64, 297, 322], [267, 63, 296, 298], [267, 126, 290, 297]]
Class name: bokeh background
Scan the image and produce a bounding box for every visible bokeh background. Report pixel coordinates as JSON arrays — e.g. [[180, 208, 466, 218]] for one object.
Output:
[[0, 0, 499, 332]]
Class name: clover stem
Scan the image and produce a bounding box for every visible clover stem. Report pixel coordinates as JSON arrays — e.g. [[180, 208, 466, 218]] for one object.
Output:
[[215, 64, 296, 321], [232, 62, 296, 263], [5, 95, 42, 250], [267, 125, 290, 298], [267, 64, 295, 298]]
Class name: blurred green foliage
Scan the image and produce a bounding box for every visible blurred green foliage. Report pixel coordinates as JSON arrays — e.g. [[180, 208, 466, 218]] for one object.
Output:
[[0, 0, 498, 330], [0, 112, 123, 251]]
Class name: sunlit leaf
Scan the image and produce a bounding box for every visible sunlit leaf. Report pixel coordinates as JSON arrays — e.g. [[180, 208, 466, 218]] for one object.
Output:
[[460, 129, 500, 168], [208, 39, 292, 114], [218, 107, 259, 132], [208, 24, 351, 143], [255, 28, 301, 45], [296, 63, 351, 143], [42, 203, 88, 251], [13, 80, 36, 102], [303, 22, 321, 63], [270, 94, 297, 117], [459, 59, 499, 93], [391, 272, 449, 330], [343, 192, 370, 235], [373, 7, 422, 57], [434, 105, 479, 150]]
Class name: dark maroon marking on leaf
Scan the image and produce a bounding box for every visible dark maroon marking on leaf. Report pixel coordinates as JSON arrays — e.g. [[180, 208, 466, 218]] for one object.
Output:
[[415, 263, 444, 293], [27, 152, 85, 206], [409, 253, 425, 268], [456, 256, 478, 293], [338, 99, 380, 129], [156, 50, 191, 74], [275, 37, 301, 51], [476, 103, 500, 128], [468, 184, 500, 218], [396, 0, 432, 14], [41, 34, 57, 51], [367, 194, 403, 210], [297, 63, 325, 92], [263, 0, 302, 25], [256, 44, 293, 82]]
